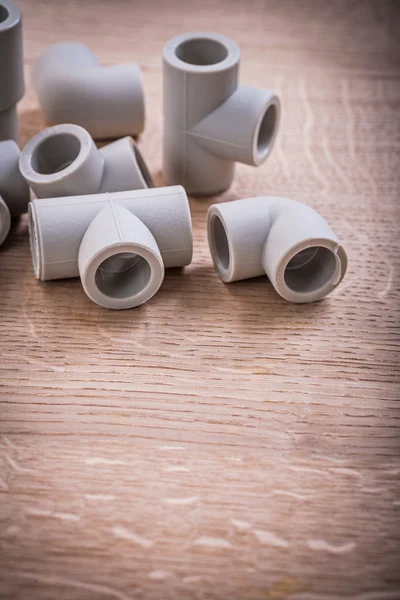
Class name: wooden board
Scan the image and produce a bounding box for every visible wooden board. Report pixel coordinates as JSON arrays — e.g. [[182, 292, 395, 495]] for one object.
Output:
[[1, 0, 400, 598]]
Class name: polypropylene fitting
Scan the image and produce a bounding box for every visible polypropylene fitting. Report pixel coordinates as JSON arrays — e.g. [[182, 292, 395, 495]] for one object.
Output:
[[29, 185, 193, 282], [163, 32, 280, 196], [32, 43, 145, 140], [78, 203, 165, 309], [0, 196, 11, 246], [0, 139, 30, 246], [0, 140, 30, 217], [0, 0, 25, 142], [207, 197, 348, 303], [19, 124, 154, 199]]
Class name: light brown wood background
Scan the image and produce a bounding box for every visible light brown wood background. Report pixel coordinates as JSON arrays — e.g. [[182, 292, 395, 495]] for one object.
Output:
[[1, 0, 400, 598]]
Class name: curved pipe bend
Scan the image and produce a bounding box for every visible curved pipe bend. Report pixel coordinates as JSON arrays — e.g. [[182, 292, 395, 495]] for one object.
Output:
[[33, 43, 145, 140], [207, 197, 348, 303]]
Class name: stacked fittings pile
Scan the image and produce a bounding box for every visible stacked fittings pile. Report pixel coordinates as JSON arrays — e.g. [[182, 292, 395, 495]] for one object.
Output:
[[0, 0, 348, 309]]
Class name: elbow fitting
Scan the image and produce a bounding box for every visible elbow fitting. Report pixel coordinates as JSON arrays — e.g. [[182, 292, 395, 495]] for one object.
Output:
[[163, 32, 280, 195], [19, 124, 154, 199], [207, 197, 348, 303], [32, 43, 145, 140], [0, 0, 25, 142], [29, 186, 193, 309], [0, 139, 30, 246]]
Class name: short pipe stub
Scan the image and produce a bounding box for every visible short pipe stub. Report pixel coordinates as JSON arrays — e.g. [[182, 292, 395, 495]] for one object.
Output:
[[270, 240, 348, 304], [163, 31, 240, 74], [78, 203, 164, 310], [19, 123, 104, 198]]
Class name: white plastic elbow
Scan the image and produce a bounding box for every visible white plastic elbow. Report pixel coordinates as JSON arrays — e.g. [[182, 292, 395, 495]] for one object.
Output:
[[32, 43, 145, 140], [0, 0, 25, 142], [207, 197, 348, 303], [29, 186, 193, 309], [163, 32, 280, 195], [0, 139, 30, 245], [19, 124, 153, 199]]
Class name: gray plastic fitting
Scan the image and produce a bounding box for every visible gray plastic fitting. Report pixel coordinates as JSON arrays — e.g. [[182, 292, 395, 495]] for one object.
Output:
[[19, 124, 154, 199], [0, 0, 25, 142], [29, 186, 193, 309], [0, 139, 30, 245], [32, 43, 145, 140], [207, 197, 348, 303], [163, 32, 280, 196]]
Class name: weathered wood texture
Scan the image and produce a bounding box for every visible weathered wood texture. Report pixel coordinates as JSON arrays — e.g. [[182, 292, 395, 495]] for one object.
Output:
[[1, 0, 400, 598]]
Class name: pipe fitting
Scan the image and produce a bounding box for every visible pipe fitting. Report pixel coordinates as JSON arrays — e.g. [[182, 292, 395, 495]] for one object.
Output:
[[207, 197, 348, 303], [29, 186, 193, 308], [78, 203, 165, 310], [19, 124, 154, 199], [0, 196, 11, 246], [0, 139, 30, 245], [32, 43, 145, 140], [163, 32, 280, 195], [0, 0, 25, 142]]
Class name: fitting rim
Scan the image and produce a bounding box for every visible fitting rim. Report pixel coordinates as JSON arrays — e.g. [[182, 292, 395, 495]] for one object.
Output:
[[275, 238, 348, 303], [0, 0, 21, 33], [252, 95, 281, 166], [80, 241, 165, 310], [19, 124, 99, 187], [163, 31, 240, 74], [0, 195, 11, 246], [207, 205, 235, 283]]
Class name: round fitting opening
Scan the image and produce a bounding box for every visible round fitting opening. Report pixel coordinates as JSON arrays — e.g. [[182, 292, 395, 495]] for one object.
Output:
[[210, 214, 230, 273], [257, 104, 278, 157], [175, 38, 228, 66], [30, 133, 81, 175], [133, 145, 154, 188], [95, 252, 151, 300], [0, 4, 9, 23], [284, 246, 338, 294], [28, 205, 40, 278]]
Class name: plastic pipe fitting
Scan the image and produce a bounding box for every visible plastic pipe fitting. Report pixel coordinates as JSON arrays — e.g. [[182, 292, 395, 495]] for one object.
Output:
[[207, 197, 348, 303], [29, 186, 193, 309], [0, 0, 25, 142], [32, 43, 145, 140], [0, 139, 30, 245], [163, 32, 280, 196], [19, 124, 154, 199]]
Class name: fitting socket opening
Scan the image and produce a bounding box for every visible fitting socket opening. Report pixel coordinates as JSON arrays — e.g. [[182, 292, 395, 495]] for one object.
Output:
[[209, 213, 231, 280], [31, 132, 81, 175], [282, 245, 340, 298], [256, 103, 278, 159], [0, 196, 11, 246], [175, 37, 229, 66], [95, 251, 152, 300], [0, 4, 9, 23], [28, 203, 40, 279]]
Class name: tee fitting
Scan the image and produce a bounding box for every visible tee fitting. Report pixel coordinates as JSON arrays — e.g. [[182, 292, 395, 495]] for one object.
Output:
[[32, 43, 145, 140], [0, 139, 30, 245], [29, 186, 193, 309], [163, 32, 280, 196], [0, 0, 25, 142], [19, 124, 154, 199], [207, 197, 348, 303]]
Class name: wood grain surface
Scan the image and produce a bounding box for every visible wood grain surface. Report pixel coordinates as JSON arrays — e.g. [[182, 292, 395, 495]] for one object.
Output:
[[1, 0, 400, 598]]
